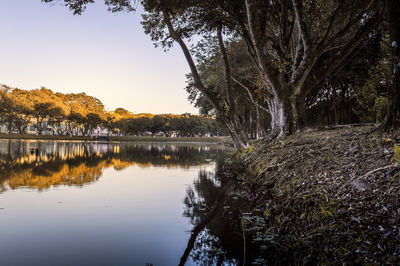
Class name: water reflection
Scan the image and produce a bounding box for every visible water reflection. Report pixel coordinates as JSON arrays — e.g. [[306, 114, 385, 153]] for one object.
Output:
[[0, 140, 225, 193], [0, 139, 260, 265], [181, 155, 261, 265]]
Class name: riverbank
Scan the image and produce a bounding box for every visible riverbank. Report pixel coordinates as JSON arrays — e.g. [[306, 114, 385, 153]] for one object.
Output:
[[0, 133, 231, 144], [227, 125, 400, 264]]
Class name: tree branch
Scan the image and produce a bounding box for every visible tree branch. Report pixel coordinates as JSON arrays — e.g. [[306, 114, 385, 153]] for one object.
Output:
[[292, 0, 311, 52], [245, 0, 281, 90], [317, 0, 345, 47], [232, 77, 270, 113], [322, 0, 377, 52], [304, 14, 382, 95], [217, 24, 236, 117], [290, 0, 315, 89]]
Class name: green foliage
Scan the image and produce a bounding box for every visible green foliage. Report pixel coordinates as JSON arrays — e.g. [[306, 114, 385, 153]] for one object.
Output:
[[374, 96, 389, 122], [355, 38, 391, 123]]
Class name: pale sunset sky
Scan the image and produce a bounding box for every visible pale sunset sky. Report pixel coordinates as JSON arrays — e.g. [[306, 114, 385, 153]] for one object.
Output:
[[0, 0, 198, 114]]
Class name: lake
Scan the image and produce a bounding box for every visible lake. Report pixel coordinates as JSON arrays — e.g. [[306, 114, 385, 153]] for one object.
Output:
[[0, 140, 244, 266]]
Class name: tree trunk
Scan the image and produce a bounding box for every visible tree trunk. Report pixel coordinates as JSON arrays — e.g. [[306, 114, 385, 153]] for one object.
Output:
[[268, 97, 285, 138], [268, 90, 310, 138], [383, 0, 400, 130], [291, 93, 307, 130], [225, 120, 247, 149], [7, 121, 12, 133]]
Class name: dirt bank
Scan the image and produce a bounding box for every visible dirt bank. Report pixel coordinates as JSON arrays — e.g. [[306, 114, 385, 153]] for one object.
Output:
[[230, 126, 400, 264]]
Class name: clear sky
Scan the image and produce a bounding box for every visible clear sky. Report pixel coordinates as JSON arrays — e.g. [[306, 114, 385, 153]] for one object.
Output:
[[0, 0, 198, 114]]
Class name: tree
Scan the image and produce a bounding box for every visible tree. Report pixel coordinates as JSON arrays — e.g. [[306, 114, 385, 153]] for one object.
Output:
[[0, 90, 18, 133], [11, 105, 31, 134], [42, 0, 135, 15], [186, 39, 269, 140], [84, 113, 104, 135], [150, 115, 168, 135], [32, 102, 54, 134], [114, 107, 131, 117], [241, 0, 382, 135], [306, 31, 383, 125], [141, 0, 257, 147], [0, 98, 30, 133], [48, 106, 68, 135], [66, 112, 86, 135], [1, 87, 34, 133]]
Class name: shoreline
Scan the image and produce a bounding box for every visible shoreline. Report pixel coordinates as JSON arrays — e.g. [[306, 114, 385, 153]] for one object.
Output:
[[0, 133, 232, 144]]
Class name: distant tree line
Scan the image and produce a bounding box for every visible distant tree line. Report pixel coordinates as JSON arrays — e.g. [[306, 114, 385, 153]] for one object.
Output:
[[111, 109, 225, 137], [0, 86, 224, 137]]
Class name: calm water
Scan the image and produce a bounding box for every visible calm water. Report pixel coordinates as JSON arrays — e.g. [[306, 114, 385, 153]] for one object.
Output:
[[0, 140, 243, 266]]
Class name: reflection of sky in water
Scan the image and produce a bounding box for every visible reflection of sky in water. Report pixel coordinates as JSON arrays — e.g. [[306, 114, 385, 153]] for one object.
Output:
[[0, 140, 225, 266]]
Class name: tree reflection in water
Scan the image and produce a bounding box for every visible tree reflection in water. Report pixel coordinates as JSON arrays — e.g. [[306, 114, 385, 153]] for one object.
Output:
[[180, 154, 261, 266], [0, 140, 225, 193]]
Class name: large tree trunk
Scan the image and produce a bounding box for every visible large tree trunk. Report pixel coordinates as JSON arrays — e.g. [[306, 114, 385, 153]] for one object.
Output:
[[268, 87, 308, 138], [383, 0, 400, 130], [268, 97, 286, 137]]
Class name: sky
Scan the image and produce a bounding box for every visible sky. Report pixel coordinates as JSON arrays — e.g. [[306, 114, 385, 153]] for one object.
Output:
[[0, 0, 198, 114]]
